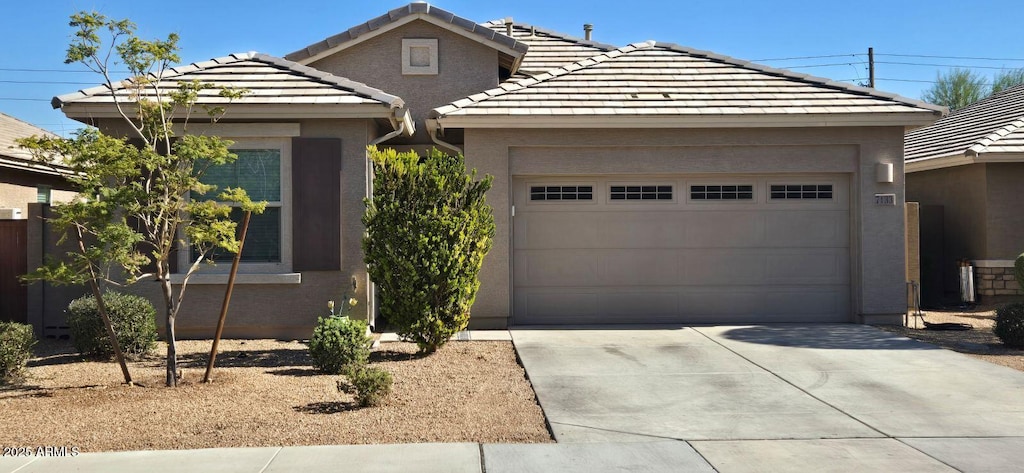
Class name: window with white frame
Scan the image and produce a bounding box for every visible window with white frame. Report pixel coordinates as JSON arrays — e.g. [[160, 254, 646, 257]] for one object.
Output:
[[186, 137, 292, 272], [690, 184, 753, 200]]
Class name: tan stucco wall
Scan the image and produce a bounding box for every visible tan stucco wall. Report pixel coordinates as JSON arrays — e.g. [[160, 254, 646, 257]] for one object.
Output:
[[30, 118, 378, 340], [309, 20, 500, 145], [906, 163, 988, 295], [463, 126, 909, 327], [985, 162, 1024, 259]]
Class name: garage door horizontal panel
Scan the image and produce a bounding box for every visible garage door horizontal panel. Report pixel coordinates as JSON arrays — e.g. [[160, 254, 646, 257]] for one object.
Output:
[[513, 250, 602, 286], [515, 212, 603, 249], [682, 212, 767, 248], [514, 286, 848, 324], [596, 212, 687, 248], [515, 249, 684, 286], [765, 250, 849, 284], [765, 211, 849, 247]]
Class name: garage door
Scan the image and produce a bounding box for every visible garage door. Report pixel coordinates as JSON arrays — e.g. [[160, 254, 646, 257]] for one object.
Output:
[[512, 175, 850, 324]]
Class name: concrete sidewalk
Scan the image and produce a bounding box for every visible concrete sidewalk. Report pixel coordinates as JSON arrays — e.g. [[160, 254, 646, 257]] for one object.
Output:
[[5, 438, 1024, 472]]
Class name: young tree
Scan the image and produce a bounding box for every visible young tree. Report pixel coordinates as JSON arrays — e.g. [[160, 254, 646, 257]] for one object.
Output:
[[363, 147, 495, 354], [921, 68, 987, 111], [991, 69, 1024, 95], [20, 12, 258, 387]]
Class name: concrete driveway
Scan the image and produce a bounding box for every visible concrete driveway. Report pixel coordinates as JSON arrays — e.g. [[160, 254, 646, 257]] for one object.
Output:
[[511, 324, 1024, 472]]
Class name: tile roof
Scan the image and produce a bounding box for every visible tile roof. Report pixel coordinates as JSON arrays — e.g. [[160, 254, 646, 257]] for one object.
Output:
[[0, 112, 70, 175], [481, 20, 614, 77], [905, 84, 1024, 162], [432, 41, 944, 124], [285, 3, 527, 71], [54, 52, 404, 109]]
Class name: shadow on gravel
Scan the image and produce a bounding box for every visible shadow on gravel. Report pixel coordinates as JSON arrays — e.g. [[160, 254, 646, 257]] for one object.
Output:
[[370, 350, 429, 362], [718, 325, 941, 350], [178, 348, 311, 369], [266, 367, 320, 377], [294, 401, 359, 414]]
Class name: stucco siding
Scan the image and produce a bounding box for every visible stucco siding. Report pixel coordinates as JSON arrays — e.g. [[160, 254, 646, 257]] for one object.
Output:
[[464, 126, 909, 327], [309, 20, 500, 145], [906, 164, 988, 270], [985, 162, 1024, 260]]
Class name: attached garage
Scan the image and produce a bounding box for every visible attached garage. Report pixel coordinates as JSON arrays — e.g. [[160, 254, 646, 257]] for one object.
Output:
[[512, 175, 850, 324]]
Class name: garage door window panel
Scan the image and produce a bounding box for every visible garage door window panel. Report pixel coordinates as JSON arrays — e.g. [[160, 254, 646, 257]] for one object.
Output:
[[609, 184, 673, 201], [689, 184, 754, 201], [770, 184, 834, 200], [529, 185, 594, 202]]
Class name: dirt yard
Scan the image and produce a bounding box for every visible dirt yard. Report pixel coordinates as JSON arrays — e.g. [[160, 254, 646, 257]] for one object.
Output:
[[0, 339, 552, 453], [878, 305, 1024, 372]]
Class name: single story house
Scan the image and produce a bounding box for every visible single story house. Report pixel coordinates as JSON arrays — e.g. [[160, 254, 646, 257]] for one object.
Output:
[[37, 2, 944, 338], [905, 83, 1024, 304]]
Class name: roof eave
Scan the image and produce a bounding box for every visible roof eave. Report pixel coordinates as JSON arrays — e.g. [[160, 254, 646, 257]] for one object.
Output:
[[905, 151, 1024, 173], [434, 112, 943, 129], [60, 103, 397, 121]]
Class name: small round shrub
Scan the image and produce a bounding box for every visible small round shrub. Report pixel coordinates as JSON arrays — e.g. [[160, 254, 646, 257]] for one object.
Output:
[[66, 291, 158, 359], [339, 366, 393, 407], [994, 302, 1024, 348], [0, 321, 37, 384], [309, 316, 372, 374]]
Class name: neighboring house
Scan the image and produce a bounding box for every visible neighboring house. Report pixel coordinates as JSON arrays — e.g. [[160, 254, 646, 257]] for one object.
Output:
[[0, 113, 75, 324], [0, 112, 75, 217], [905, 84, 1024, 304], [39, 2, 944, 338]]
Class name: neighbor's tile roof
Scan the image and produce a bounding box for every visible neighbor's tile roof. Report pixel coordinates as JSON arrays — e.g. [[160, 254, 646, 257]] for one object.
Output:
[[285, 3, 527, 71], [482, 20, 614, 77], [433, 41, 944, 120], [905, 84, 1024, 161], [0, 112, 70, 175], [53, 52, 403, 109]]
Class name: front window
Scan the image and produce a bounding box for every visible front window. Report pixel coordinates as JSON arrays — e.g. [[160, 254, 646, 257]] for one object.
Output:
[[192, 149, 283, 263]]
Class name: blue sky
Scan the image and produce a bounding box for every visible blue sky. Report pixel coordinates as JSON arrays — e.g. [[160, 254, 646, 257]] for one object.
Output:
[[3, 0, 1022, 136]]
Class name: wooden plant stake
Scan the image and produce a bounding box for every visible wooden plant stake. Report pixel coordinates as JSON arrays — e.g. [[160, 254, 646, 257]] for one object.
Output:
[[202, 210, 251, 383]]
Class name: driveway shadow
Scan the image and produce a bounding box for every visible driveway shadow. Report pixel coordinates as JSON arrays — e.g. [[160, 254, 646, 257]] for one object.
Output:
[[716, 325, 941, 350]]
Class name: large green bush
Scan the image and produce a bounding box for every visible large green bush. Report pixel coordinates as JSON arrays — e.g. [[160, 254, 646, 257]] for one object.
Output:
[[66, 291, 157, 359], [309, 316, 372, 374], [994, 302, 1024, 348], [0, 321, 37, 384], [363, 146, 495, 353]]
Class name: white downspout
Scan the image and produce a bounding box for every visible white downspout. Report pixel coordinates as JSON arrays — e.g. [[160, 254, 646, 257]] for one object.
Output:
[[363, 107, 413, 330], [426, 118, 463, 155]]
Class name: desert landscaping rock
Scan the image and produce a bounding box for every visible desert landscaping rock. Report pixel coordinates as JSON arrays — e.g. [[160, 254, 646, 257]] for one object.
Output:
[[0, 339, 551, 452]]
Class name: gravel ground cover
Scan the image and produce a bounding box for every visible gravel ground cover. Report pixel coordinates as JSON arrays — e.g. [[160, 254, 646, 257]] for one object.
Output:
[[878, 305, 1024, 372], [0, 339, 552, 452]]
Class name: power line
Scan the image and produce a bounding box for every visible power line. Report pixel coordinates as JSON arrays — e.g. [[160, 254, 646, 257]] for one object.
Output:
[[0, 67, 129, 73], [777, 61, 868, 69], [877, 53, 1024, 62], [752, 53, 864, 61], [0, 97, 50, 102], [0, 80, 93, 85], [875, 61, 1021, 70]]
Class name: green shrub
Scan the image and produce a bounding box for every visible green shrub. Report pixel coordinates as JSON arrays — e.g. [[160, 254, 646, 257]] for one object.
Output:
[[1014, 252, 1024, 291], [66, 291, 157, 359], [338, 366, 393, 407], [0, 321, 37, 384], [363, 146, 495, 353], [309, 316, 372, 374], [994, 302, 1024, 348]]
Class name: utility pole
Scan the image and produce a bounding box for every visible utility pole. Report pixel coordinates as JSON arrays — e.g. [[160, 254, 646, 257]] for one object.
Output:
[[868, 47, 875, 88]]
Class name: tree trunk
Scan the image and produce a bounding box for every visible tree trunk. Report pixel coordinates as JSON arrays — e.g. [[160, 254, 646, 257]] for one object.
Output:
[[160, 262, 178, 387], [75, 227, 133, 385]]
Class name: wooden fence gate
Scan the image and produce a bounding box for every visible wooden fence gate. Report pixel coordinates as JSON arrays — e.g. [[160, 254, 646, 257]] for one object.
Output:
[[0, 220, 28, 323]]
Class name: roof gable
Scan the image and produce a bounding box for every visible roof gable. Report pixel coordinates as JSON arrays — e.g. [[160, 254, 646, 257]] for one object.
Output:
[[285, 3, 528, 73], [55, 52, 403, 110], [905, 84, 1024, 163], [432, 41, 944, 127]]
